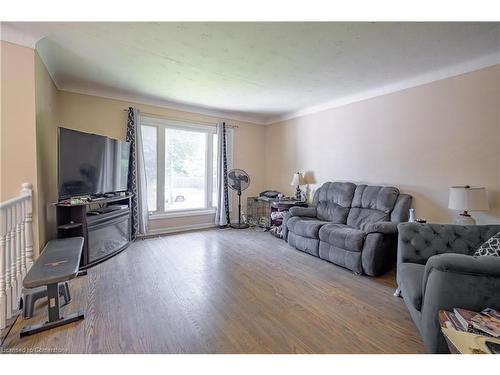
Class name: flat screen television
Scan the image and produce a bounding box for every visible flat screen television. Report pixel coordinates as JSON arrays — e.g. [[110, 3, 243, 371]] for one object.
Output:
[[58, 128, 131, 199]]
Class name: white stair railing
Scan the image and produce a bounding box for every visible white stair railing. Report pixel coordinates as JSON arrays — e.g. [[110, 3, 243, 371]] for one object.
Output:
[[0, 183, 33, 330]]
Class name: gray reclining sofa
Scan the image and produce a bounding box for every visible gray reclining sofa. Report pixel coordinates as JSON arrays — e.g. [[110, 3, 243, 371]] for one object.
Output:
[[282, 182, 412, 276], [397, 223, 500, 353]]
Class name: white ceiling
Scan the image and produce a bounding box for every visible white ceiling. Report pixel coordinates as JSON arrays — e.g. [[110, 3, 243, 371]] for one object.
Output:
[[3, 22, 500, 124]]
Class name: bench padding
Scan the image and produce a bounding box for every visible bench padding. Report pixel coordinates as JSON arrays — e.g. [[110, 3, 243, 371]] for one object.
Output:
[[23, 237, 84, 289]]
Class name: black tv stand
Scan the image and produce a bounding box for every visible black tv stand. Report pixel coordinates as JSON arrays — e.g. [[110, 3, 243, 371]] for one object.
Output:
[[56, 193, 133, 269]]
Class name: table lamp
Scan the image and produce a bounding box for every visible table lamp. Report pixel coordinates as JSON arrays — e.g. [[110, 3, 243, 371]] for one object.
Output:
[[448, 186, 489, 225], [290, 172, 305, 201]]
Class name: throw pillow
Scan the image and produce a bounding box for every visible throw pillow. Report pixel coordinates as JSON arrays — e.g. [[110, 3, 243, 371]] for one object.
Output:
[[474, 232, 500, 257]]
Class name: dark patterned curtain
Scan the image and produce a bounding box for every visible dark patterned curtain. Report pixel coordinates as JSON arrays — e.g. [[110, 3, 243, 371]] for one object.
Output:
[[222, 122, 231, 225], [126, 107, 148, 238], [215, 122, 231, 226]]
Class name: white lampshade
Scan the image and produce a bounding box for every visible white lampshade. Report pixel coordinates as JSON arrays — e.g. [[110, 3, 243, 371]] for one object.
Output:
[[448, 186, 489, 212], [290, 172, 305, 186]]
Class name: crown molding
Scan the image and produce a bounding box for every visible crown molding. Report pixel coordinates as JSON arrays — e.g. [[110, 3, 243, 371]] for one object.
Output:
[[265, 53, 500, 125], [58, 83, 269, 125], [0, 22, 46, 48]]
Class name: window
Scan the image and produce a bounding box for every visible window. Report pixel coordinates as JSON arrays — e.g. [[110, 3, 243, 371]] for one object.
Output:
[[141, 117, 232, 216]]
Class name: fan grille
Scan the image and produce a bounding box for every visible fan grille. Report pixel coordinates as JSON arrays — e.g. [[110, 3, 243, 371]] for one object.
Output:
[[227, 169, 250, 192]]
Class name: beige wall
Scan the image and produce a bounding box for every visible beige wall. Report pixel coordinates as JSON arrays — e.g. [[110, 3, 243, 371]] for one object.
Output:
[[265, 65, 500, 224], [30, 52, 500, 241], [35, 51, 59, 247], [0, 41, 40, 254], [45, 90, 267, 236]]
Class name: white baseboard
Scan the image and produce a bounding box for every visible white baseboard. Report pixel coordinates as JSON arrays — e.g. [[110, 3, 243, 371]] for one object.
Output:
[[144, 222, 217, 237], [141, 214, 242, 238]]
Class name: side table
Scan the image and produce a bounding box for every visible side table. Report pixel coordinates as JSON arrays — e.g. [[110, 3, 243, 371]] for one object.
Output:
[[438, 310, 461, 353], [270, 200, 308, 228], [438, 310, 500, 354]]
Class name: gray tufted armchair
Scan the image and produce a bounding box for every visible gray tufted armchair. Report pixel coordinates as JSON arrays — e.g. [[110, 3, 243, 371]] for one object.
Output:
[[397, 222, 500, 353]]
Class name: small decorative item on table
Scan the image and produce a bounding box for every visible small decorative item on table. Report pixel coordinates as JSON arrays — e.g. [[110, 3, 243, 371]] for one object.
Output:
[[290, 172, 305, 201], [408, 208, 416, 222]]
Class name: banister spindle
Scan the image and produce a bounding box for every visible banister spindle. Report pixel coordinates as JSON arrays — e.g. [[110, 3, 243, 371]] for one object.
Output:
[[15, 202, 22, 305], [5, 206, 12, 319], [0, 183, 33, 328], [0, 207, 7, 329], [20, 199, 26, 277], [9, 205, 17, 314], [22, 183, 34, 269]]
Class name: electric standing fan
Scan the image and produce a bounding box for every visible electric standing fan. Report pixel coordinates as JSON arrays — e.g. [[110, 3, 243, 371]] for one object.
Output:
[[227, 168, 250, 229]]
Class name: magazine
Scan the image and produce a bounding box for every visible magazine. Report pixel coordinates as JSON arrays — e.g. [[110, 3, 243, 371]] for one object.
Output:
[[471, 309, 500, 338], [453, 308, 477, 330]]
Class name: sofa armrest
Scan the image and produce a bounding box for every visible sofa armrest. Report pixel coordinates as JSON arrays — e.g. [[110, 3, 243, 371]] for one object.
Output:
[[282, 212, 291, 240], [419, 253, 500, 353], [423, 253, 500, 294], [362, 221, 399, 235], [289, 206, 317, 218]]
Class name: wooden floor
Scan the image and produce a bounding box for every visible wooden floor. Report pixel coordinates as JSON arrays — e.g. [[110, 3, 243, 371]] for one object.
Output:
[[3, 228, 424, 353]]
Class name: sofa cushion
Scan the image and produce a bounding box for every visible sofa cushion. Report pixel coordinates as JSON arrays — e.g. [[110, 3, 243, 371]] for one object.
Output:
[[347, 185, 399, 229], [288, 232, 320, 256], [287, 216, 329, 239], [348, 208, 389, 229], [319, 223, 366, 252], [319, 242, 363, 274], [474, 231, 500, 257], [351, 185, 400, 212], [398, 262, 425, 311], [313, 182, 356, 223], [398, 223, 500, 265]]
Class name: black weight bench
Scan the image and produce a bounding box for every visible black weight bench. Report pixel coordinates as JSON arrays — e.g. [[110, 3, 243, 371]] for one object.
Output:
[[22, 282, 71, 319], [20, 237, 85, 337]]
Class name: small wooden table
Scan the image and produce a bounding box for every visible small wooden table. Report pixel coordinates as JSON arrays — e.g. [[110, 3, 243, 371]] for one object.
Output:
[[20, 237, 85, 337], [439, 310, 500, 354], [439, 310, 460, 353]]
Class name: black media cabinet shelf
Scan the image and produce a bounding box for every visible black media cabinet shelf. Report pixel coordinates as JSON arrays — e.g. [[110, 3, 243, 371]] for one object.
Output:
[[57, 222, 83, 230], [56, 194, 133, 270]]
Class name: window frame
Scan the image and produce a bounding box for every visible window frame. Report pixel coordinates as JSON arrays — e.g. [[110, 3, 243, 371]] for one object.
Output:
[[141, 116, 233, 219]]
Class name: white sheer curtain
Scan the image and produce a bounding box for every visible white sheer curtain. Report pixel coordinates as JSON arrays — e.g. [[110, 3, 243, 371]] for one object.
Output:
[[126, 107, 149, 237], [215, 122, 230, 226]]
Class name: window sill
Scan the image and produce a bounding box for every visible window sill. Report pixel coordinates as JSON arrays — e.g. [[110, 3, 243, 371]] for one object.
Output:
[[149, 209, 216, 220]]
